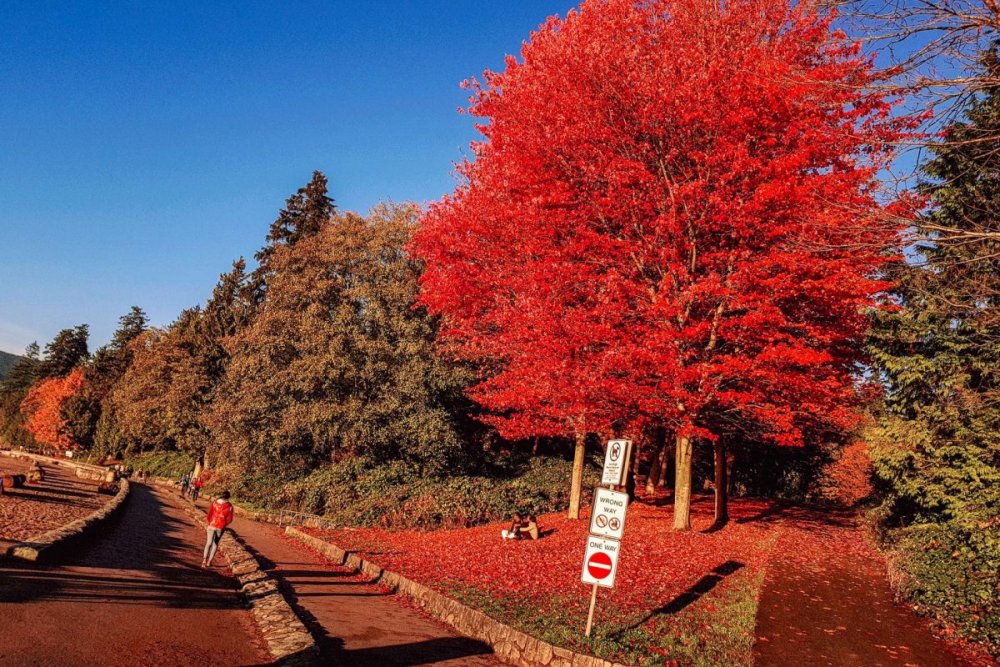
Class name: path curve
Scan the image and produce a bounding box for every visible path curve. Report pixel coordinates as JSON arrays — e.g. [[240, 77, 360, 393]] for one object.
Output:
[[752, 506, 977, 667], [0, 483, 266, 666], [227, 512, 501, 666]]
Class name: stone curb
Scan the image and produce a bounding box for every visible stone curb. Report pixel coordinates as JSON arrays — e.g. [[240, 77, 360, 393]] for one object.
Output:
[[286, 526, 632, 667], [1, 452, 130, 562], [162, 488, 318, 665]]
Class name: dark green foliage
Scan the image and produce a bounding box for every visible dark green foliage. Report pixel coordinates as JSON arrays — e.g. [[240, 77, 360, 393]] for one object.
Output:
[[254, 170, 336, 277], [36, 325, 89, 379], [0, 350, 24, 381], [0, 343, 40, 449], [887, 522, 999, 650], [208, 203, 476, 488], [122, 450, 197, 479], [271, 454, 602, 530], [67, 307, 148, 451], [869, 49, 1000, 653]]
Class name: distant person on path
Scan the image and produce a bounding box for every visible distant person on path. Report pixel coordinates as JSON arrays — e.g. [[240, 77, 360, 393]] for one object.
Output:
[[202, 490, 234, 568], [180, 473, 190, 498], [191, 476, 204, 501], [501, 513, 525, 540]]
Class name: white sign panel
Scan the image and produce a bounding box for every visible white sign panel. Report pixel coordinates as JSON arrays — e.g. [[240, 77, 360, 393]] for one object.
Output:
[[580, 536, 621, 588], [601, 439, 631, 486], [589, 488, 629, 540]]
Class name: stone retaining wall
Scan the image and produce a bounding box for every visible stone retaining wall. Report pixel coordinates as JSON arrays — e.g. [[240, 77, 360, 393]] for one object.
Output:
[[166, 491, 317, 665], [286, 526, 631, 667], [1, 451, 130, 562]]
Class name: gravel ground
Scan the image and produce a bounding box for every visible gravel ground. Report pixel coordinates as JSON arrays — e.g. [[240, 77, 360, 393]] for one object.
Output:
[[0, 454, 105, 551]]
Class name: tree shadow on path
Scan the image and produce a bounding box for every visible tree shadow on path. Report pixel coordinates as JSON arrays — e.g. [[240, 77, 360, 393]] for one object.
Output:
[[612, 560, 745, 637]]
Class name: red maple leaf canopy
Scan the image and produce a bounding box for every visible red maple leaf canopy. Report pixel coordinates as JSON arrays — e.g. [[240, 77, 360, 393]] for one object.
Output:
[[21, 368, 86, 452], [414, 0, 915, 446]]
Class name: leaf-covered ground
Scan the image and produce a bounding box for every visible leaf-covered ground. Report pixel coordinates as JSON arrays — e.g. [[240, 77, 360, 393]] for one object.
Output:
[[303, 494, 994, 667], [305, 495, 779, 666]]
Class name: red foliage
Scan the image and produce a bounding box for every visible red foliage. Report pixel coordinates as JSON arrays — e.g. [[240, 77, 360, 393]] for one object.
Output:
[[20, 368, 85, 452], [306, 498, 779, 658], [820, 440, 874, 507], [413, 0, 918, 446]]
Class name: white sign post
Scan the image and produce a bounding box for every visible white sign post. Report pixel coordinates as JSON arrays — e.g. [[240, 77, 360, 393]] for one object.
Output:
[[601, 439, 631, 486], [589, 488, 629, 540], [582, 440, 633, 637]]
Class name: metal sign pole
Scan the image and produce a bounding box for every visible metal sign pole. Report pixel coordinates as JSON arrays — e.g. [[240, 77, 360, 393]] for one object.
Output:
[[585, 584, 599, 637]]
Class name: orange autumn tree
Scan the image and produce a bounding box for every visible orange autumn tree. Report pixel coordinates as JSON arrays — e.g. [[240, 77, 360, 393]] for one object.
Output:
[[21, 367, 85, 452]]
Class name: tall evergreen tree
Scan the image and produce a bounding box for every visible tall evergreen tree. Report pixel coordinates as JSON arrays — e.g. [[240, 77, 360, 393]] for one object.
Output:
[[254, 171, 336, 277], [0, 343, 40, 449], [868, 48, 1000, 650], [36, 325, 89, 379], [67, 307, 148, 451], [207, 204, 472, 496]]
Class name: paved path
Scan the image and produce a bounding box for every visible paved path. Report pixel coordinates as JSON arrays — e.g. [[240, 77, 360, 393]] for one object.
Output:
[[752, 507, 972, 667], [0, 484, 266, 667], [226, 512, 500, 666]]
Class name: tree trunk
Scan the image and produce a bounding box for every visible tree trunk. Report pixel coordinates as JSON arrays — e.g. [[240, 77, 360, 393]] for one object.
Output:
[[673, 433, 693, 530], [532, 437, 541, 456], [645, 427, 669, 494], [713, 441, 728, 525], [568, 431, 586, 519], [657, 437, 671, 488], [726, 447, 736, 497]]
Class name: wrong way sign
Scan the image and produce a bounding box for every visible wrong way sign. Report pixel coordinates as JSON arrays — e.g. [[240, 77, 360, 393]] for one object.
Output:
[[580, 536, 621, 588], [589, 487, 628, 540]]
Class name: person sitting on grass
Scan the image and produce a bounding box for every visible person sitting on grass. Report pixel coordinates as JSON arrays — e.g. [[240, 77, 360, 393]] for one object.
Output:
[[202, 490, 234, 568], [523, 514, 540, 540], [501, 512, 525, 540]]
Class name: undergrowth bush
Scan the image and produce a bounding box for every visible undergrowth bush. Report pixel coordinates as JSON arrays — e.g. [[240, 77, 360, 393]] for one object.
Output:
[[885, 521, 999, 656], [123, 450, 196, 479], [273, 454, 602, 530]]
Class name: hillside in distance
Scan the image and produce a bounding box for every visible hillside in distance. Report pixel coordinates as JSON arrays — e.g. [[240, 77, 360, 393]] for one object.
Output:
[[0, 350, 24, 381]]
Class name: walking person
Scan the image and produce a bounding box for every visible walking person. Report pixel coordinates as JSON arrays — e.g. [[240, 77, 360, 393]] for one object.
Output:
[[180, 473, 190, 498], [191, 476, 204, 502], [202, 490, 234, 568]]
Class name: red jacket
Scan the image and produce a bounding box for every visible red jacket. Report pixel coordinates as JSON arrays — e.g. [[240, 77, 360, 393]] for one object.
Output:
[[206, 499, 234, 530]]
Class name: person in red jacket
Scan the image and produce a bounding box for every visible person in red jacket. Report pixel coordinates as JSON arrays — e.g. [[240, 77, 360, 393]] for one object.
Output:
[[202, 490, 234, 568]]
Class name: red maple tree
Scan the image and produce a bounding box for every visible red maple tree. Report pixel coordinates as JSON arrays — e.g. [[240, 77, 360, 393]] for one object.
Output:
[[414, 0, 916, 527], [21, 367, 85, 453]]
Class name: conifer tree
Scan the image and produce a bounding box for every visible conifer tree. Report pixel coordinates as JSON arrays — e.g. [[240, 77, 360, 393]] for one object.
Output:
[[868, 49, 1000, 650], [254, 171, 336, 278], [869, 51, 1000, 526], [68, 307, 148, 451], [0, 343, 40, 449], [36, 325, 89, 379]]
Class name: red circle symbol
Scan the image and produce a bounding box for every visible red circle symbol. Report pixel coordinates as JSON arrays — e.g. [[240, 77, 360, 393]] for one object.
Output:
[[587, 551, 613, 580]]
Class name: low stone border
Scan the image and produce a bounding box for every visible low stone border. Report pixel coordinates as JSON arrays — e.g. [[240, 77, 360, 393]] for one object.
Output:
[[287, 526, 632, 667], [2, 472, 130, 562], [169, 493, 317, 665]]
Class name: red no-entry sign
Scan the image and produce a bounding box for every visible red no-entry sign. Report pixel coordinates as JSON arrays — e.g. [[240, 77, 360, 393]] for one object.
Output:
[[587, 551, 613, 580], [580, 537, 620, 588]]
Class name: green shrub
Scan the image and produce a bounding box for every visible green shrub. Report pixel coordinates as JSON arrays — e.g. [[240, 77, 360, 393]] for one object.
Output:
[[886, 520, 999, 655], [273, 454, 602, 530], [123, 451, 196, 479]]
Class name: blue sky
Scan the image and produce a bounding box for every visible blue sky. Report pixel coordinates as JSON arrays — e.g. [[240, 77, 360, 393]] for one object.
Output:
[[0, 1, 575, 355]]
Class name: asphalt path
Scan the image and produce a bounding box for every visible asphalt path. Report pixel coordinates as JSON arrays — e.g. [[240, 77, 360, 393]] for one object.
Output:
[[0, 484, 266, 667]]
